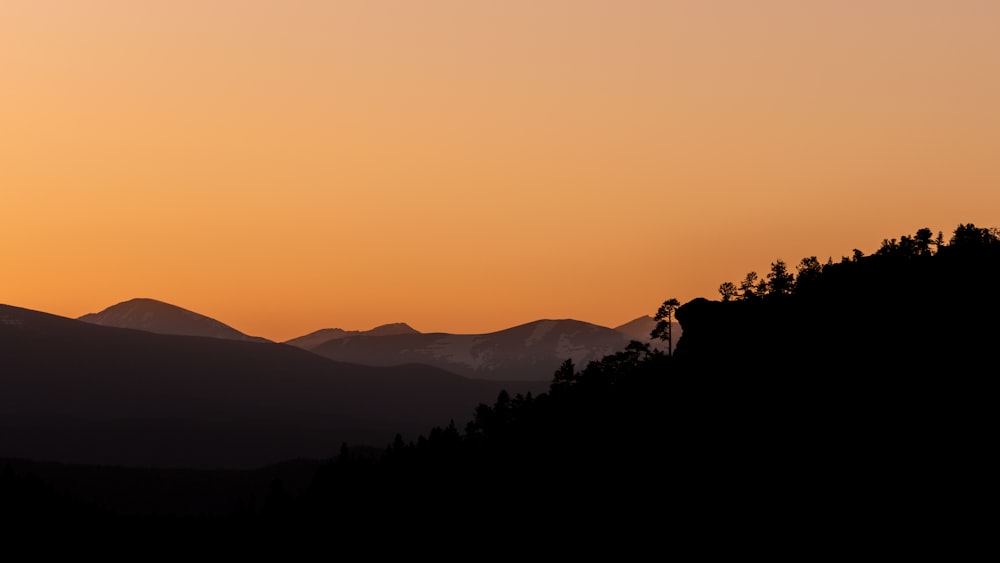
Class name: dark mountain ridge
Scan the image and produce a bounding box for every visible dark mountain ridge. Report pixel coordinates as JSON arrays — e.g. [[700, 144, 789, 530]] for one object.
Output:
[[1, 304, 544, 468]]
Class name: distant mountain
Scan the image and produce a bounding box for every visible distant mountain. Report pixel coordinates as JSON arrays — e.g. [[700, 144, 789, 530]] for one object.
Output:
[[306, 319, 634, 381], [1, 304, 544, 468], [79, 298, 270, 343], [285, 323, 419, 349], [367, 322, 420, 336], [613, 315, 681, 352]]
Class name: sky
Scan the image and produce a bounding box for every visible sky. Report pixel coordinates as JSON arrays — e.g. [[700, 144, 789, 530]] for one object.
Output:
[[2, 0, 998, 341]]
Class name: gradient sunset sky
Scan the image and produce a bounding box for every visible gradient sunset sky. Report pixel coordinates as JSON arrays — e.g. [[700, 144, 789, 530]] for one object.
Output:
[[3, 1, 998, 340]]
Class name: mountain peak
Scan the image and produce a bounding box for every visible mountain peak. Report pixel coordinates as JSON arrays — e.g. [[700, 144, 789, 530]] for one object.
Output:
[[613, 315, 655, 332], [119, 297, 171, 306], [367, 322, 419, 336], [613, 315, 679, 350], [78, 298, 270, 343]]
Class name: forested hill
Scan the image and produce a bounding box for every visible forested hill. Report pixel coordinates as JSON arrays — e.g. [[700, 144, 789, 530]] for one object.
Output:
[[3, 224, 994, 542], [294, 223, 996, 537], [676, 223, 1000, 372]]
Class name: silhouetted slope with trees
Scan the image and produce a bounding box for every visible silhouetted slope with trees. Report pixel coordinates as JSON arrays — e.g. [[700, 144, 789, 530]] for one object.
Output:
[[297, 342, 674, 534], [292, 223, 997, 533], [2, 224, 993, 538], [677, 223, 999, 372]]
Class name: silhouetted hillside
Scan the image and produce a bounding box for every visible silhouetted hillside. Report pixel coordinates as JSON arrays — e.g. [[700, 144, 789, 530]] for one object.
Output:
[[290, 224, 997, 535], [4, 224, 992, 540], [675, 223, 1000, 374]]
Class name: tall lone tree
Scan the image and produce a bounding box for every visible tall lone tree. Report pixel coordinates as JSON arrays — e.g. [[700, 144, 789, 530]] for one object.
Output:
[[652, 298, 681, 356]]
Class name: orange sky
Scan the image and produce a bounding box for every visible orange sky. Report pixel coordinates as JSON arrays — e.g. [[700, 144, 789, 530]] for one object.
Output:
[[2, 1, 998, 341]]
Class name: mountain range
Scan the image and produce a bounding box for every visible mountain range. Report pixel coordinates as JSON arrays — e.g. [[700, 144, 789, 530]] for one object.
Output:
[[77, 298, 678, 381], [1, 303, 549, 468], [2, 298, 675, 467], [301, 319, 645, 381]]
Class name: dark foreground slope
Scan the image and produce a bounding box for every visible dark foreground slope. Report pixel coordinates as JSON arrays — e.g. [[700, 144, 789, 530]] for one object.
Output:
[[663, 226, 998, 528], [0, 305, 544, 468], [0, 456, 322, 521], [283, 225, 999, 538], [675, 223, 1000, 374], [3, 225, 993, 544]]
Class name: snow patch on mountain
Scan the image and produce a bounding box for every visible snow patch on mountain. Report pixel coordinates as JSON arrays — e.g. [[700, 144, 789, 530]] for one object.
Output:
[[525, 320, 557, 346], [556, 334, 593, 363], [424, 335, 490, 370]]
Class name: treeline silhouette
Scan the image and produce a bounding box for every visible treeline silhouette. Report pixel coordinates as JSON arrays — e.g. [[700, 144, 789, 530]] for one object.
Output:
[[298, 342, 674, 534], [3, 223, 995, 541], [678, 223, 1000, 373]]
